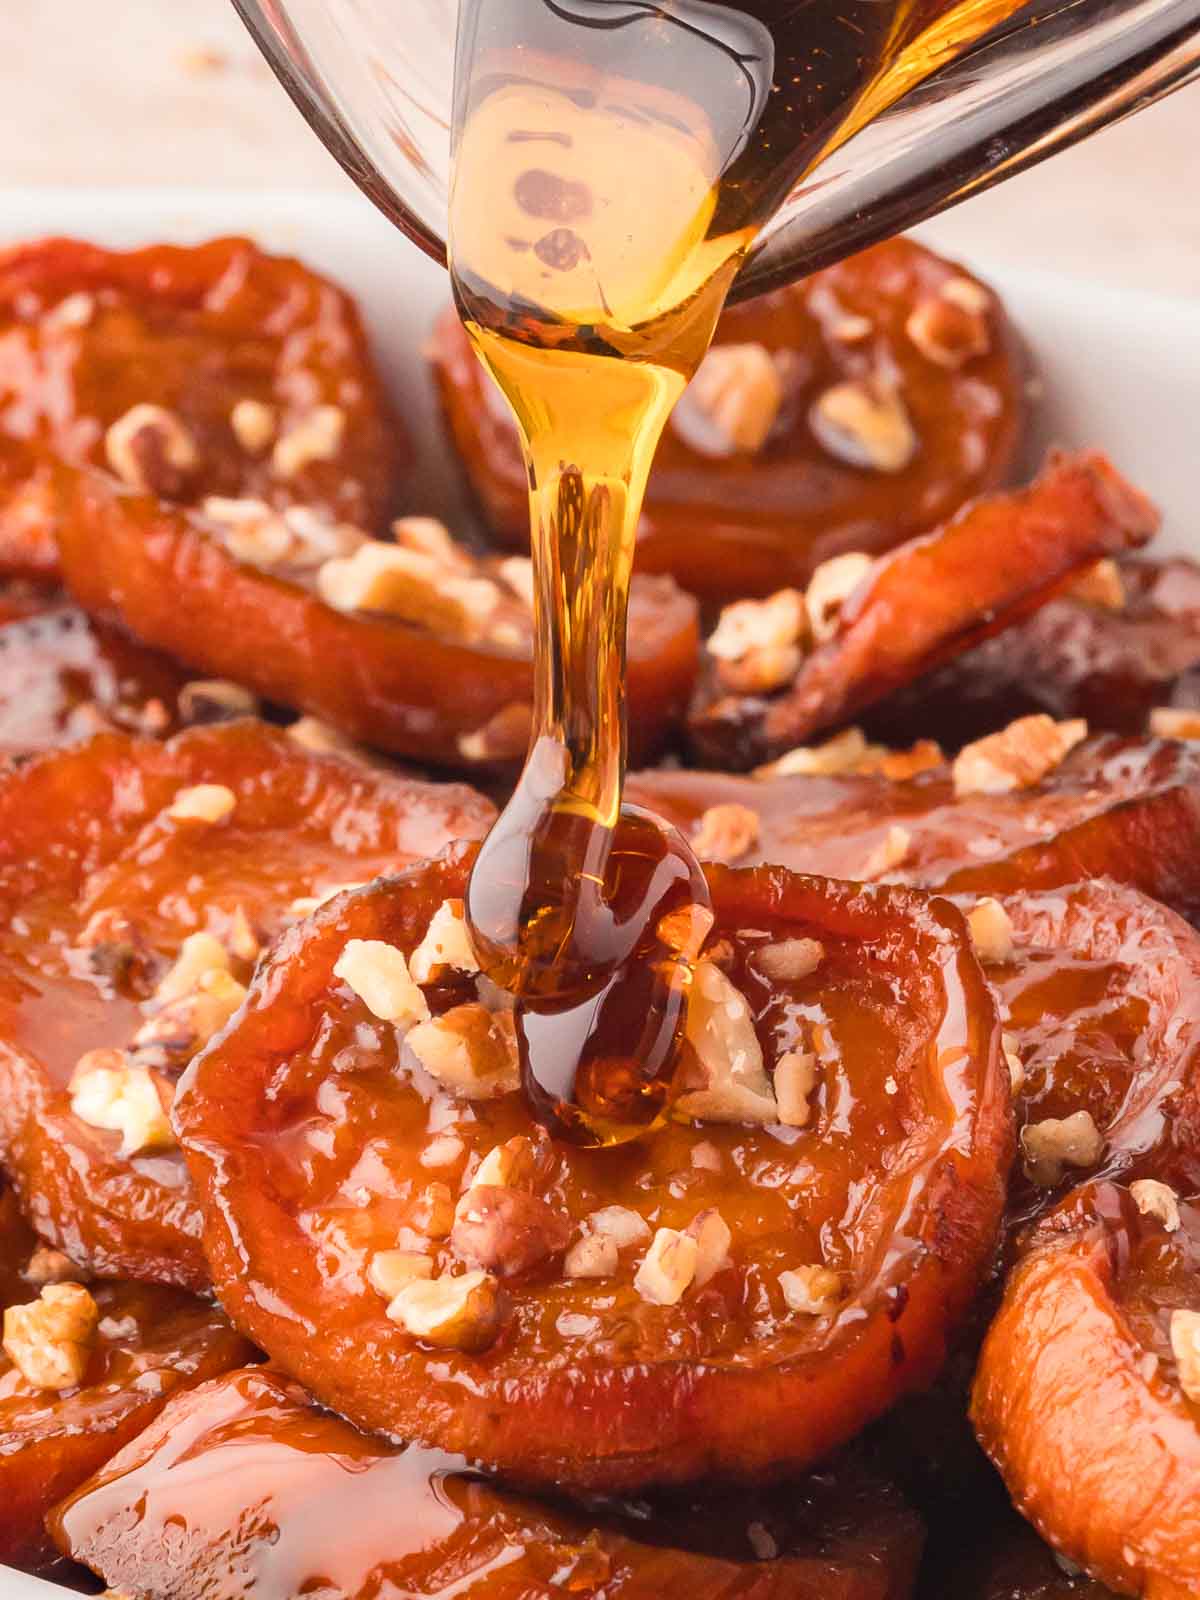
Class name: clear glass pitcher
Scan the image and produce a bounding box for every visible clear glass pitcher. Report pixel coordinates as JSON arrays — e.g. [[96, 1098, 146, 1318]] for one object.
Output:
[[232, 0, 1200, 301]]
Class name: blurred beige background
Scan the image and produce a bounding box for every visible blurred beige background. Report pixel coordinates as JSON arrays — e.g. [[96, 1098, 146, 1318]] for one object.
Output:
[[1, 0, 1197, 297]]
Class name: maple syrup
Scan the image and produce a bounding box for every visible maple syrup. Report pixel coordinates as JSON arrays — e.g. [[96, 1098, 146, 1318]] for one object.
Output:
[[450, 0, 1023, 1145]]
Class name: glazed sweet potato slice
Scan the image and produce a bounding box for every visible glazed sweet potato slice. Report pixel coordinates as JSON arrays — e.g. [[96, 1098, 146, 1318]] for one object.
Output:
[[51, 1366, 924, 1600], [0, 720, 493, 1292], [0, 1275, 252, 1570], [176, 841, 1010, 1491], [972, 1182, 1200, 1599], [627, 731, 1200, 923], [0, 234, 401, 578], [688, 452, 1159, 769], [433, 237, 1028, 605], [0, 600, 187, 756], [867, 557, 1200, 751], [50, 464, 698, 770]]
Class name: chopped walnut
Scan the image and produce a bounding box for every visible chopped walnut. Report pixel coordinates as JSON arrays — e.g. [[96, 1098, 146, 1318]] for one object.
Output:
[[674, 960, 777, 1125], [1131, 1178, 1181, 1233], [687, 1208, 732, 1286], [392, 517, 474, 573], [634, 1227, 699, 1306], [905, 286, 991, 369], [334, 940, 430, 1028], [223, 905, 261, 965], [3, 1283, 99, 1391], [754, 938, 824, 983], [716, 641, 805, 697], [45, 291, 95, 331], [1170, 1309, 1200, 1403], [287, 717, 371, 763], [1003, 1032, 1026, 1095], [367, 1250, 433, 1300], [564, 1232, 620, 1280], [656, 903, 716, 964], [1021, 1110, 1105, 1186], [272, 405, 346, 478], [70, 1050, 175, 1157], [941, 276, 991, 315], [471, 1136, 537, 1191], [451, 1185, 570, 1277], [410, 899, 479, 984], [407, 1004, 520, 1099], [589, 1206, 652, 1248], [831, 312, 872, 343], [457, 702, 533, 764], [203, 497, 293, 567], [674, 342, 784, 458], [1065, 557, 1125, 611], [287, 882, 366, 920], [756, 727, 877, 779], [859, 825, 911, 880], [132, 969, 247, 1063], [153, 931, 232, 1006], [24, 1247, 88, 1288], [230, 398, 277, 455], [1150, 707, 1200, 741], [420, 1133, 466, 1170], [690, 1140, 722, 1173], [810, 379, 917, 473], [317, 540, 500, 639], [953, 715, 1088, 797], [779, 1264, 843, 1316], [412, 1182, 455, 1242], [692, 802, 760, 865], [178, 679, 259, 725], [385, 1268, 506, 1352], [708, 589, 806, 668], [497, 555, 535, 608], [774, 1050, 819, 1128], [165, 783, 236, 824], [105, 404, 199, 495], [805, 551, 875, 643], [966, 898, 1015, 964]]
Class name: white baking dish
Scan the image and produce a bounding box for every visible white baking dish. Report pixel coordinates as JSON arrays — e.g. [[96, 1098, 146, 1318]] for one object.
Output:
[[0, 185, 1196, 1596]]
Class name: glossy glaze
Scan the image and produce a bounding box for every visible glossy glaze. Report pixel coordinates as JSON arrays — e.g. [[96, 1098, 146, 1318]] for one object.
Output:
[[432, 238, 1028, 605], [175, 841, 1010, 1490], [0, 235, 402, 578], [973, 1184, 1200, 1597], [0, 720, 493, 1289]]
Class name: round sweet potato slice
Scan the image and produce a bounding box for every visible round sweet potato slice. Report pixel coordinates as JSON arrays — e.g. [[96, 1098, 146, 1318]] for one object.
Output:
[[0, 720, 494, 1291], [626, 733, 1200, 924], [0, 234, 401, 577], [433, 237, 1028, 605], [50, 463, 698, 771], [972, 1182, 1200, 1599], [688, 452, 1159, 770], [176, 842, 1011, 1491], [51, 1366, 924, 1600], [0, 1275, 252, 1570]]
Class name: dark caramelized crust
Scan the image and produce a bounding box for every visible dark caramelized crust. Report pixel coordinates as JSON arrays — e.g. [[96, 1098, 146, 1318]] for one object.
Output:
[[972, 1184, 1200, 1598], [627, 735, 1200, 923], [49, 464, 699, 771], [433, 238, 1028, 604], [52, 1366, 924, 1600], [176, 841, 1010, 1491], [689, 453, 1159, 769], [0, 235, 401, 576], [0, 721, 493, 1290], [0, 1280, 252, 1568]]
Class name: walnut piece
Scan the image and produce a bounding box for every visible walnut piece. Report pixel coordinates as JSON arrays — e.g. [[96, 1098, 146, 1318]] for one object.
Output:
[[3, 1283, 99, 1391], [687, 1208, 732, 1286], [810, 379, 917, 473], [271, 405, 346, 478], [288, 882, 366, 920], [70, 1050, 175, 1157], [755, 727, 877, 779], [674, 342, 784, 457], [410, 899, 479, 985], [24, 1247, 88, 1288], [407, 1004, 520, 1098], [858, 825, 911, 880], [953, 715, 1088, 797], [1002, 1032, 1026, 1095], [1131, 1178, 1181, 1233], [674, 960, 778, 1125], [317, 540, 500, 638], [564, 1232, 619, 1280], [471, 1136, 537, 1191], [178, 679, 259, 725], [385, 1268, 506, 1352], [1021, 1110, 1105, 1186], [165, 783, 236, 824], [153, 932, 232, 1006], [805, 551, 875, 643], [1150, 707, 1200, 741], [334, 939, 430, 1028], [779, 1264, 843, 1316], [905, 286, 991, 369], [692, 803, 760, 865], [708, 589, 805, 666], [105, 404, 199, 495], [451, 1185, 570, 1278], [230, 398, 277, 455], [1170, 1309, 1200, 1403], [497, 555, 535, 608], [754, 938, 824, 983], [774, 1050, 818, 1128], [411, 1182, 455, 1242], [634, 1227, 699, 1306], [1065, 557, 1125, 611], [367, 1250, 433, 1300], [966, 898, 1015, 964], [589, 1205, 652, 1248], [133, 969, 247, 1063], [288, 716, 372, 762]]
